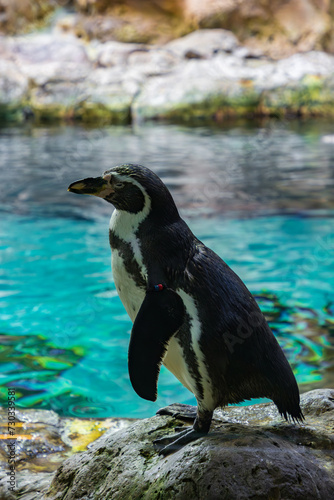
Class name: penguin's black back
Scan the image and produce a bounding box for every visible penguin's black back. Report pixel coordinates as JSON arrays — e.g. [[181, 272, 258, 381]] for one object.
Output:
[[138, 215, 303, 422]]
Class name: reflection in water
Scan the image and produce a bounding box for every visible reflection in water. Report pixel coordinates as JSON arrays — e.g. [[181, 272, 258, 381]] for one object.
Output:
[[0, 120, 333, 418], [255, 294, 334, 392], [1, 120, 334, 219], [0, 333, 84, 408]]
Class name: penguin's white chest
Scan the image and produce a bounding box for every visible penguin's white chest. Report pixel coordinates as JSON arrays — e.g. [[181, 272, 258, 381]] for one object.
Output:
[[109, 208, 148, 322], [112, 249, 146, 322]]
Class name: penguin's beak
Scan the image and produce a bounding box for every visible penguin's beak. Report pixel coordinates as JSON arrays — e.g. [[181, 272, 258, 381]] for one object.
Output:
[[67, 176, 110, 196]]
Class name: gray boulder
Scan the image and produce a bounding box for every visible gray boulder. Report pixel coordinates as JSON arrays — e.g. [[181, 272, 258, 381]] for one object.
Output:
[[45, 389, 334, 500], [1, 29, 334, 123], [0, 59, 28, 106], [132, 50, 334, 121], [165, 28, 239, 59], [96, 41, 150, 67]]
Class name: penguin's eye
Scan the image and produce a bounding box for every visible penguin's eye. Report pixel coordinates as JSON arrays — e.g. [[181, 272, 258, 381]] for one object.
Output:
[[114, 182, 125, 189]]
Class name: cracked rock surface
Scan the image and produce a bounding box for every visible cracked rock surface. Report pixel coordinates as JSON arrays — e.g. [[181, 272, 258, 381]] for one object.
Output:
[[44, 389, 334, 500]]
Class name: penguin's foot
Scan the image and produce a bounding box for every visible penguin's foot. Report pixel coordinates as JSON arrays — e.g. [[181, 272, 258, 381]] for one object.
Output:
[[154, 407, 213, 455], [153, 426, 206, 456], [156, 403, 197, 422]]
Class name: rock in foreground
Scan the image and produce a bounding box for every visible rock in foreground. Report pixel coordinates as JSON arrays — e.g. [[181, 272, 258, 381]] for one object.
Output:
[[46, 389, 334, 500], [0, 407, 134, 500]]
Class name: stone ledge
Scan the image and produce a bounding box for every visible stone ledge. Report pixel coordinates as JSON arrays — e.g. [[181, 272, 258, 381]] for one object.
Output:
[[0, 389, 333, 499], [1, 31, 334, 125], [42, 389, 334, 500]]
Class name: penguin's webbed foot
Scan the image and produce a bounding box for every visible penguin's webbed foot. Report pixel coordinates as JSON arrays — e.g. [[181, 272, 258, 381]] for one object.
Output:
[[153, 426, 206, 456], [156, 403, 197, 422]]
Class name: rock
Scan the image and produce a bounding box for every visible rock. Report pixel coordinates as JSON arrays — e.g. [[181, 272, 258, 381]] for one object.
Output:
[[0, 0, 54, 36], [126, 48, 180, 77], [2, 1, 334, 60], [300, 388, 334, 416], [0, 59, 29, 121], [0, 34, 92, 125], [5, 33, 89, 65], [0, 34, 135, 123], [3, 34, 91, 86], [69, 1, 333, 58], [183, 0, 334, 59], [67, 1, 187, 44], [96, 40, 181, 77], [133, 50, 334, 122], [0, 30, 334, 124], [0, 406, 134, 500], [45, 389, 334, 500], [274, 0, 330, 45], [74, 0, 182, 16], [96, 40, 148, 67], [12, 471, 55, 500], [0, 59, 29, 103], [165, 28, 239, 58]]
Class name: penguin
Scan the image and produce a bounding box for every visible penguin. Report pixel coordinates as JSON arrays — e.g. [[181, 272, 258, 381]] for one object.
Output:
[[68, 164, 304, 455]]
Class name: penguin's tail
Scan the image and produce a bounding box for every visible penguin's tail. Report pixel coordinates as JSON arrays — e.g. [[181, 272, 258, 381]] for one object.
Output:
[[265, 354, 305, 424], [274, 398, 305, 424]]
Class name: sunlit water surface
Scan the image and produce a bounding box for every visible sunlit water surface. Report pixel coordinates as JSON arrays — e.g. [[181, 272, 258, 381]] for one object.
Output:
[[0, 121, 333, 418]]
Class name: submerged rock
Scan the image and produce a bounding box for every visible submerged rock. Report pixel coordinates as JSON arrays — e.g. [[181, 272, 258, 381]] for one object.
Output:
[[45, 389, 334, 500]]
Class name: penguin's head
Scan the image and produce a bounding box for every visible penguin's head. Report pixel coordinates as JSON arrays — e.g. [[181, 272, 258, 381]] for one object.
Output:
[[68, 164, 179, 220]]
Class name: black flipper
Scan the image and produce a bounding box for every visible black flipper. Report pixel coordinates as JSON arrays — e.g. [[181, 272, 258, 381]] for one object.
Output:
[[128, 287, 185, 402]]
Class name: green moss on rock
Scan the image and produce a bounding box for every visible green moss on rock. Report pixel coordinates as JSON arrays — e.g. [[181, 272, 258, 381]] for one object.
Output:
[[260, 75, 334, 117], [28, 88, 132, 125], [73, 101, 132, 125], [0, 104, 26, 124], [161, 89, 262, 123], [151, 77, 334, 125]]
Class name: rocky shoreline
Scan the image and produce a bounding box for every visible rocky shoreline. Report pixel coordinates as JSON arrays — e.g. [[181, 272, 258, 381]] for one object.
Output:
[[1, 28, 334, 126], [1, 389, 333, 499], [0, 405, 134, 500]]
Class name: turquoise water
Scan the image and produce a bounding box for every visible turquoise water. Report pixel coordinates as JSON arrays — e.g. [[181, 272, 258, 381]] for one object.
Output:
[[1, 213, 333, 417], [0, 122, 333, 418]]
